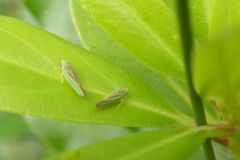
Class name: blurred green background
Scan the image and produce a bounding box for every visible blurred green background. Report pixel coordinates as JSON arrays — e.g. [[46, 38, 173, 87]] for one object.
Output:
[[0, 0, 234, 160]]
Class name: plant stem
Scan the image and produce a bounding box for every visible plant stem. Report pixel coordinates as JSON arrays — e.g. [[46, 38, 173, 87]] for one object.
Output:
[[176, 1, 216, 160]]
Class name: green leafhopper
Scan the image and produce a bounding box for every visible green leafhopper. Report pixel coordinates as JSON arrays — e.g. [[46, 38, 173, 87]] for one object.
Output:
[[96, 88, 128, 109], [61, 60, 85, 96]]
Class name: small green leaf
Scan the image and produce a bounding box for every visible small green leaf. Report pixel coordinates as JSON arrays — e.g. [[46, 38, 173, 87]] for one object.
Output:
[[208, 0, 240, 37], [193, 30, 240, 99], [0, 16, 193, 127], [192, 30, 240, 127], [53, 126, 227, 160]]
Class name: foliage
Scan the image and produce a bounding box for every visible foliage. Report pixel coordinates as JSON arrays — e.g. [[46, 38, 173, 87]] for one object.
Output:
[[0, 0, 239, 159], [193, 30, 240, 158]]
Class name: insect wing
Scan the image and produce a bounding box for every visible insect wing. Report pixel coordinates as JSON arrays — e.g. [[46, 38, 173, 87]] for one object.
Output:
[[96, 98, 121, 109], [61, 60, 85, 96], [96, 88, 128, 109], [104, 88, 128, 101]]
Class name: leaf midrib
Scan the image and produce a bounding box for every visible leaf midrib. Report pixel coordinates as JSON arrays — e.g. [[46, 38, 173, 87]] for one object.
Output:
[[0, 29, 59, 81], [0, 83, 192, 126], [0, 57, 59, 83]]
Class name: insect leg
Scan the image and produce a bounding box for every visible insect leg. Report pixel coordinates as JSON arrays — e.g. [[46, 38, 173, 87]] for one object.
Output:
[[116, 97, 127, 109]]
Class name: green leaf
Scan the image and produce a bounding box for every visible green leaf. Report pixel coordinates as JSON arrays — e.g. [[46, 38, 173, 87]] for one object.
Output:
[[214, 143, 234, 160], [0, 112, 29, 139], [70, 0, 193, 117], [163, 0, 209, 42], [71, 0, 225, 123], [193, 30, 240, 99], [52, 126, 226, 160], [22, 0, 48, 22], [71, 0, 185, 80], [0, 16, 193, 127], [189, 0, 209, 42], [163, 0, 240, 41], [190, 143, 233, 160], [208, 0, 240, 37], [192, 30, 240, 126], [25, 117, 133, 152]]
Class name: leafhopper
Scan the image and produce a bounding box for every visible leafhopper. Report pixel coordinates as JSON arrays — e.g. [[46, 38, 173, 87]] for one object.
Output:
[[61, 60, 85, 96], [96, 88, 128, 109]]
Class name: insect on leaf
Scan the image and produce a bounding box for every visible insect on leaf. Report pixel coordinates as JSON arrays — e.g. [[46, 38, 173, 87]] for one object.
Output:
[[61, 60, 85, 96], [96, 88, 128, 109]]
